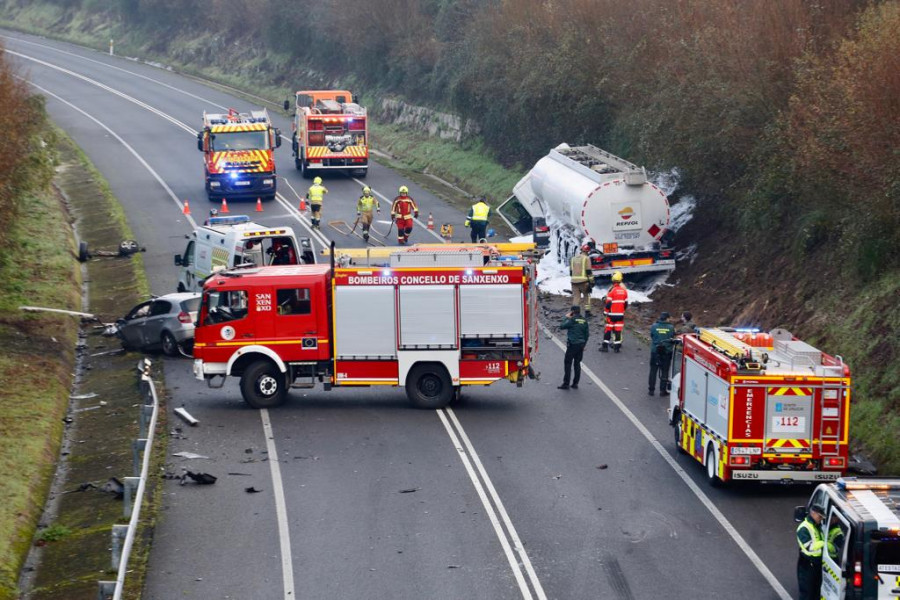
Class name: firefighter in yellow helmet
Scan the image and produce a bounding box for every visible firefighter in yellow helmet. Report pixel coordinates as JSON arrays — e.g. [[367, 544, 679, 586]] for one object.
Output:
[[306, 176, 328, 229], [356, 186, 380, 243], [569, 244, 593, 316], [391, 185, 418, 244], [601, 271, 628, 353]]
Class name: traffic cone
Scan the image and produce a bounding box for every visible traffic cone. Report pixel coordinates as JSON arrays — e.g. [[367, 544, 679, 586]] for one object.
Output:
[[182, 199, 191, 215], [299, 197, 307, 212], [220, 198, 230, 213], [255, 198, 263, 212], [427, 213, 434, 230]]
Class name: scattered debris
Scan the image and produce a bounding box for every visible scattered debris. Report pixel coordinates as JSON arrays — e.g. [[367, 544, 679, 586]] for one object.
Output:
[[62, 417, 74, 425], [181, 471, 217, 486], [398, 488, 419, 494], [227, 472, 252, 477], [70, 393, 98, 400], [849, 455, 877, 476], [552, 474, 562, 480], [20, 306, 97, 320], [596, 464, 609, 470], [245, 487, 263, 494], [447, 565, 461, 569], [174, 407, 199, 427], [73, 405, 103, 413], [172, 452, 209, 460], [102, 477, 124, 499]]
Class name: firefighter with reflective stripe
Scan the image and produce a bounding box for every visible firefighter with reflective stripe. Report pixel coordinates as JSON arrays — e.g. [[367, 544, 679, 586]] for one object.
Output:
[[796, 504, 825, 600], [558, 305, 589, 390], [569, 245, 593, 316], [466, 197, 492, 243], [601, 271, 628, 352], [391, 185, 418, 244], [356, 186, 380, 242], [306, 177, 328, 229], [648, 312, 676, 396]]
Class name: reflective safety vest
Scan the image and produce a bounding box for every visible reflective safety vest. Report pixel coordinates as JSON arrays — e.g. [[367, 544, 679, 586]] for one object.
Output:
[[605, 283, 628, 317], [796, 518, 824, 559], [357, 195, 377, 213], [570, 253, 591, 284], [307, 184, 328, 203], [470, 202, 490, 221]]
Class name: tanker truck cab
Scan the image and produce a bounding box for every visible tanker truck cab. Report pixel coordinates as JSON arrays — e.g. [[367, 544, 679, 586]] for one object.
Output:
[[794, 478, 900, 599], [173, 215, 315, 292]]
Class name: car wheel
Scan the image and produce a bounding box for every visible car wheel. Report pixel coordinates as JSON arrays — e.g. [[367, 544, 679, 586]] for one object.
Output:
[[177, 282, 186, 293], [240, 360, 288, 409], [706, 446, 720, 487], [161, 331, 179, 357], [406, 364, 453, 409]]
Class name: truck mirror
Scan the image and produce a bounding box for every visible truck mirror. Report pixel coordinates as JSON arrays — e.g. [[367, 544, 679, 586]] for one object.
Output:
[[793, 506, 807, 523], [283, 100, 290, 111], [196, 136, 203, 152], [174, 254, 182, 266], [275, 129, 282, 148]]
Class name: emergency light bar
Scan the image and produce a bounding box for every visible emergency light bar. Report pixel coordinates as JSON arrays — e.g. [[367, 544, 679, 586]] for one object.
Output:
[[837, 478, 900, 491], [208, 215, 251, 226]]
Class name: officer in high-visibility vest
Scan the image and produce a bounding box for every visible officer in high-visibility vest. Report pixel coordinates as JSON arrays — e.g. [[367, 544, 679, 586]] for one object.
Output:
[[356, 186, 380, 242], [796, 504, 825, 600], [465, 197, 492, 243], [569, 245, 593, 316], [306, 177, 328, 229]]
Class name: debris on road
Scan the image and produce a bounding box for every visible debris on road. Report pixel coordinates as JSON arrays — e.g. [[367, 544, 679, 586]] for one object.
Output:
[[172, 451, 209, 460], [102, 477, 124, 499], [70, 392, 98, 400], [227, 472, 252, 477], [245, 486, 263, 494], [596, 464, 609, 470], [173, 407, 199, 427], [398, 488, 419, 494], [181, 471, 217, 485]]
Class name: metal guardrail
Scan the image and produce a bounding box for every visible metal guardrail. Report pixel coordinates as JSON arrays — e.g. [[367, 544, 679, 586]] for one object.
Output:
[[97, 358, 159, 600]]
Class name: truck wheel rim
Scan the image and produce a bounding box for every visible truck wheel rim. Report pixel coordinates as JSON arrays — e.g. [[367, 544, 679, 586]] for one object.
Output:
[[259, 375, 278, 396], [419, 375, 442, 398]]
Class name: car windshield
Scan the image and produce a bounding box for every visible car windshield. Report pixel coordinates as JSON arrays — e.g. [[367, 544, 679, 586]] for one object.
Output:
[[181, 297, 201, 312], [210, 131, 268, 151]]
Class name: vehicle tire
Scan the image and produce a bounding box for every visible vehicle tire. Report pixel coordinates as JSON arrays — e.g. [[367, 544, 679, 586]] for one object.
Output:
[[78, 241, 90, 262], [161, 331, 179, 357], [675, 419, 687, 454], [706, 446, 720, 487], [295, 156, 302, 171], [177, 282, 186, 293], [240, 360, 288, 409], [406, 364, 453, 409], [354, 168, 367, 178]]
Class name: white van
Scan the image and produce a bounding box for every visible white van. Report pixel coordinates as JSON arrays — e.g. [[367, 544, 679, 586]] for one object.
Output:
[[174, 215, 315, 292]]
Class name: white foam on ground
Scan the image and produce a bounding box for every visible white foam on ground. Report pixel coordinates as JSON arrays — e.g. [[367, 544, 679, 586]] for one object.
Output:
[[536, 249, 653, 304]]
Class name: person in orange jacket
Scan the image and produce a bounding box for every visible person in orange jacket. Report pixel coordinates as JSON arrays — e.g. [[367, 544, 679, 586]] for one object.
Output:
[[601, 271, 628, 352], [391, 185, 419, 244]]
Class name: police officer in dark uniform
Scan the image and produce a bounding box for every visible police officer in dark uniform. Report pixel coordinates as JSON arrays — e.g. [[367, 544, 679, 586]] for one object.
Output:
[[796, 504, 825, 600], [558, 306, 589, 390], [649, 312, 676, 396]]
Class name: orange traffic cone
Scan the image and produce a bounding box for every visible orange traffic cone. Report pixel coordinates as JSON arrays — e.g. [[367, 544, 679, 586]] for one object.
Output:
[[256, 198, 264, 212], [427, 213, 434, 230], [299, 197, 307, 212], [182, 199, 191, 215], [220, 198, 230, 213]]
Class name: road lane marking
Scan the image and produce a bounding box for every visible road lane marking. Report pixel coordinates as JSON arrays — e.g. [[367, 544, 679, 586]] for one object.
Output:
[[436, 409, 536, 600], [261, 409, 296, 600], [540, 324, 793, 600]]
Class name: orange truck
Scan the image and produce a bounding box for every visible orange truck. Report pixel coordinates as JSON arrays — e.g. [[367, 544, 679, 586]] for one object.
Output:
[[197, 108, 281, 202], [667, 327, 851, 485], [285, 90, 368, 179]]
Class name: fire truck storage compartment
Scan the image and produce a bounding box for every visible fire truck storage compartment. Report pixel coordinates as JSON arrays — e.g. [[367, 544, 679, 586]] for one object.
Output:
[[683, 357, 729, 439], [764, 388, 812, 445], [459, 284, 524, 358], [399, 286, 457, 349], [334, 286, 397, 358]]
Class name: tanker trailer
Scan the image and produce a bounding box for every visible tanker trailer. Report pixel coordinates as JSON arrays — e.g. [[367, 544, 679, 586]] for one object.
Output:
[[497, 144, 675, 277]]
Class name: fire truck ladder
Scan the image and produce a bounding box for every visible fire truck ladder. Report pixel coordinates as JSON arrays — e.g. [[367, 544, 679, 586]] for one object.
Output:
[[818, 379, 845, 457]]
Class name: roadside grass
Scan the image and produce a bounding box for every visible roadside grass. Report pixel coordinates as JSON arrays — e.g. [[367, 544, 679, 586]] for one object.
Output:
[[0, 128, 79, 599]]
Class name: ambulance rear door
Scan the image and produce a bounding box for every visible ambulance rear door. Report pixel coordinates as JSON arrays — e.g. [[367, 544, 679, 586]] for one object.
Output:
[[820, 505, 850, 600]]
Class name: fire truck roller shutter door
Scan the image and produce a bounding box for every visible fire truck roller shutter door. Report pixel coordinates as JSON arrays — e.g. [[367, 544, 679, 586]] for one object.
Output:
[[705, 372, 730, 439], [682, 357, 708, 421], [399, 286, 456, 348], [335, 286, 397, 359], [458, 285, 523, 338]]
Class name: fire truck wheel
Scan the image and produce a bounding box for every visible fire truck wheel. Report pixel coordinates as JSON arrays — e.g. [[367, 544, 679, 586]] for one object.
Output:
[[675, 420, 687, 454], [161, 332, 179, 357], [241, 360, 288, 409], [406, 364, 453, 409], [705, 446, 721, 487]]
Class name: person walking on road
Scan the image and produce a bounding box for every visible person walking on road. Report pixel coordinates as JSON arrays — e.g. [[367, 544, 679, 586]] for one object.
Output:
[[356, 186, 380, 242], [391, 185, 418, 244], [678, 311, 697, 334], [601, 271, 628, 352], [569, 245, 593, 316], [466, 197, 492, 243], [306, 176, 328, 229], [558, 305, 589, 390], [796, 504, 825, 600], [648, 312, 676, 396]]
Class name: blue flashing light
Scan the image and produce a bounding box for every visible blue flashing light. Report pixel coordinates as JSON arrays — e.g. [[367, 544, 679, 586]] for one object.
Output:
[[229, 171, 239, 180], [735, 327, 760, 334], [382, 269, 391, 277], [208, 215, 251, 226], [465, 269, 473, 275]]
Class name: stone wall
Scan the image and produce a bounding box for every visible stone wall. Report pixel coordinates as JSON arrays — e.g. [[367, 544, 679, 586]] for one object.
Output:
[[377, 98, 480, 142]]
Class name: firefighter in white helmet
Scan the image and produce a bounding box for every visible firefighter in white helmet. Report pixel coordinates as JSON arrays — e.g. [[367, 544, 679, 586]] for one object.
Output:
[[601, 271, 628, 353], [306, 176, 328, 229], [356, 186, 380, 242]]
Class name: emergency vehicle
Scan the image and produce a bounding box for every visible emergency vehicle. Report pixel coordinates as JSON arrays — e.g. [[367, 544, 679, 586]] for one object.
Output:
[[197, 108, 281, 201], [192, 245, 538, 409], [795, 477, 900, 599], [286, 90, 368, 178], [174, 215, 314, 293], [667, 327, 851, 484]]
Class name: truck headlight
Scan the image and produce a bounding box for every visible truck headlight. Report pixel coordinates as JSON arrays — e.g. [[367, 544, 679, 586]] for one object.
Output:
[[263, 178, 274, 186], [209, 181, 221, 188]]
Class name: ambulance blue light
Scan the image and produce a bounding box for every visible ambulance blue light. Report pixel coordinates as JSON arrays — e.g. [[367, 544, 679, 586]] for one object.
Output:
[[735, 327, 760, 333], [382, 269, 391, 277], [465, 269, 473, 275]]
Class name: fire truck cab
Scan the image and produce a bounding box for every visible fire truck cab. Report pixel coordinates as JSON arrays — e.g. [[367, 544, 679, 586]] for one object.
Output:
[[286, 90, 368, 179], [668, 327, 851, 485]]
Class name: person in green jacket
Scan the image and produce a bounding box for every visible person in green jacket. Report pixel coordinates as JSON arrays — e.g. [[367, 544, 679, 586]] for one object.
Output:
[[649, 312, 676, 396], [558, 305, 590, 390]]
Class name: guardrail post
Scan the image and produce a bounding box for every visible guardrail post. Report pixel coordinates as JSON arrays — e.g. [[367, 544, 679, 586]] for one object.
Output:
[[138, 404, 153, 437], [122, 477, 140, 517], [132, 439, 147, 476], [97, 580, 115, 600], [110, 524, 128, 570]]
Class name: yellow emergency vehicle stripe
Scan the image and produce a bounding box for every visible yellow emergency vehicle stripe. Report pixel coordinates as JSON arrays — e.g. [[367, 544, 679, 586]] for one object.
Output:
[[768, 387, 813, 396], [209, 124, 268, 133], [206, 339, 330, 347], [305, 145, 367, 158], [211, 150, 270, 173], [211, 247, 230, 269], [460, 380, 499, 385], [767, 438, 810, 448]]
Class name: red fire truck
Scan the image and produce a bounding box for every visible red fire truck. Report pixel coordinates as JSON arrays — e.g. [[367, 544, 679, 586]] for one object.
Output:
[[192, 246, 538, 408], [285, 90, 368, 179], [667, 327, 851, 485]]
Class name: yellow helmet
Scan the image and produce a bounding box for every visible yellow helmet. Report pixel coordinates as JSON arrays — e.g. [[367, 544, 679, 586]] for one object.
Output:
[[313, 177, 323, 185], [399, 185, 409, 194], [611, 271, 623, 283], [362, 186, 371, 195]]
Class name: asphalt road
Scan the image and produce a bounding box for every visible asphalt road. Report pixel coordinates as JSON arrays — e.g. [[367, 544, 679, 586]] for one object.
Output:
[[2, 30, 812, 600]]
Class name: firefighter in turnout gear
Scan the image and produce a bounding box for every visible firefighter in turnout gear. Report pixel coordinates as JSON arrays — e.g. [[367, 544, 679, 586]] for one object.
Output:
[[796, 504, 825, 600], [648, 312, 676, 395], [466, 197, 492, 243], [601, 271, 628, 352], [391, 185, 419, 244], [306, 177, 328, 229], [569, 245, 593, 316], [356, 186, 380, 242], [558, 306, 589, 390]]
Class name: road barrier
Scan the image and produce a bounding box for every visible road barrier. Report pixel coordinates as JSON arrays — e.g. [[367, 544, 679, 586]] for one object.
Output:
[[97, 358, 160, 600]]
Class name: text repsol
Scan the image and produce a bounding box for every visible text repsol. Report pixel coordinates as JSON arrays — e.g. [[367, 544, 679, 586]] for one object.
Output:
[[347, 274, 511, 286]]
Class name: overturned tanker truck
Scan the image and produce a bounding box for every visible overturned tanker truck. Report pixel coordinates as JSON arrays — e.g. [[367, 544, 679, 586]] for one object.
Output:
[[497, 144, 676, 277]]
